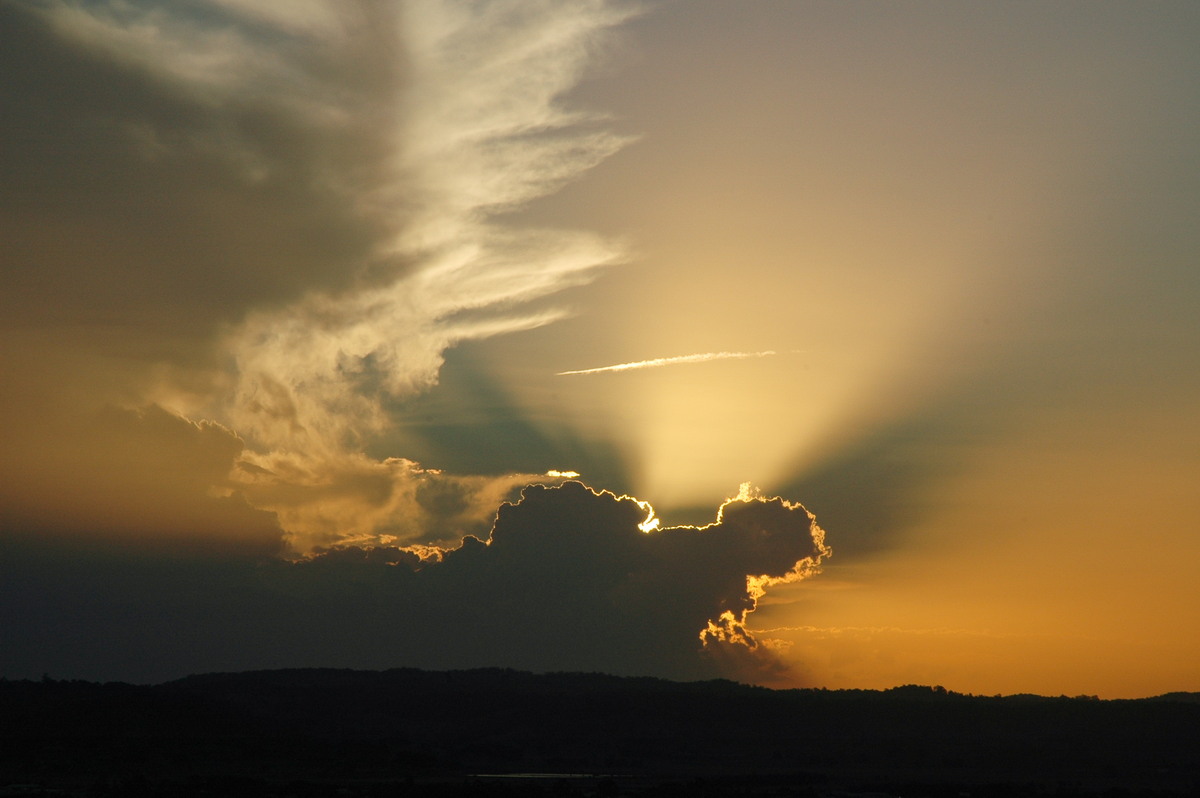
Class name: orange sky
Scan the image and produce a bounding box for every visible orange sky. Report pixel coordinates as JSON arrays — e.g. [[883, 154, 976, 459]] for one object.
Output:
[[426, 1, 1200, 697], [2, 0, 1198, 696]]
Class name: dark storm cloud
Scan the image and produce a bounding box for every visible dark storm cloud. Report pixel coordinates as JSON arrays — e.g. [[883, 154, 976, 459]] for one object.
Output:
[[0, 482, 828, 684], [0, 0, 404, 335]]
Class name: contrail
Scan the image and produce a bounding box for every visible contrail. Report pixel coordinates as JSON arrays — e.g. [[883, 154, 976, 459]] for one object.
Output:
[[557, 350, 778, 376]]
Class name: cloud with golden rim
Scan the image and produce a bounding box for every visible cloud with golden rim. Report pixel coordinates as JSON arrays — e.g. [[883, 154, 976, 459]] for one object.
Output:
[[1, 481, 829, 684]]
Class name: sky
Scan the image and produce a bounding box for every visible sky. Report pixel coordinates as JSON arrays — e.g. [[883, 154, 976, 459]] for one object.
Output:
[[1, 0, 1198, 698]]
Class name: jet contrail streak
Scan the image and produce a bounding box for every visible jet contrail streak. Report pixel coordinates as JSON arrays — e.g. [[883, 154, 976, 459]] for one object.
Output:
[[557, 350, 778, 376]]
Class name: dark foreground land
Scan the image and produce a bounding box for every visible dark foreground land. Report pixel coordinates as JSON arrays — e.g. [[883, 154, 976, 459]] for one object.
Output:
[[3, 669, 1199, 797]]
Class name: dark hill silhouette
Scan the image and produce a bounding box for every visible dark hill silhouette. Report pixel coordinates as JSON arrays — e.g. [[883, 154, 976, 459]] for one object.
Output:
[[3, 668, 1198, 796]]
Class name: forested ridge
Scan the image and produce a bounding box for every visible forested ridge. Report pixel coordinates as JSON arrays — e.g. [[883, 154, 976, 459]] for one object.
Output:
[[3, 669, 1198, 796]]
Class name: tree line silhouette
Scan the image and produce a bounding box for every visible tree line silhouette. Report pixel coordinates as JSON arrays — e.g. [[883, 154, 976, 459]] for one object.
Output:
[[3, 668, 1198, 796]]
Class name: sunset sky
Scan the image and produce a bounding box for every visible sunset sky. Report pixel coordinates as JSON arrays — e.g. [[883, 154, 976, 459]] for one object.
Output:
[[2, 0, 1198, 698]]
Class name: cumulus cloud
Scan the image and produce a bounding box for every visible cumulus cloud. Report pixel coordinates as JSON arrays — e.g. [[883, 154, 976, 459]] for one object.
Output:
[[1, 481, 829, 684]]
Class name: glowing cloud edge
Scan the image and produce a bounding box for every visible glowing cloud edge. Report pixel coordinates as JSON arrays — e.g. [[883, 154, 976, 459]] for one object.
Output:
[[318, 479, 830, 660]]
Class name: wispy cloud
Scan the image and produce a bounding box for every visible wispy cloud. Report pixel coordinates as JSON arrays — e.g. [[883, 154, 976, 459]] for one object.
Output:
[[0, 0, 639, 554], [558, 350, 779, 376]]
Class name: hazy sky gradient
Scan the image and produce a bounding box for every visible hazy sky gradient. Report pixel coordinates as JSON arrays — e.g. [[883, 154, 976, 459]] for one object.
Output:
[[2, 0, 1198, 697]]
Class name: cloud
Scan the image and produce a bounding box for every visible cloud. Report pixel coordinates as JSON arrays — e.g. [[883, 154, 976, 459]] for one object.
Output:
[[0, 0, 399, 337], [277, 478, 833, 686], [0, 481, 829, 684], [212, 0, 638, 456], [558, 350, 780, 376], [233, 448, 561, 551], [0, 0, 637, 551], [0, 3, 835, 688]]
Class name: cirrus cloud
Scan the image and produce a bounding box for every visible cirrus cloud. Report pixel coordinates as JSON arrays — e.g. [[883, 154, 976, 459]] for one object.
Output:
[[0, 0, 636, 552], [557, 350, 781, 376]]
